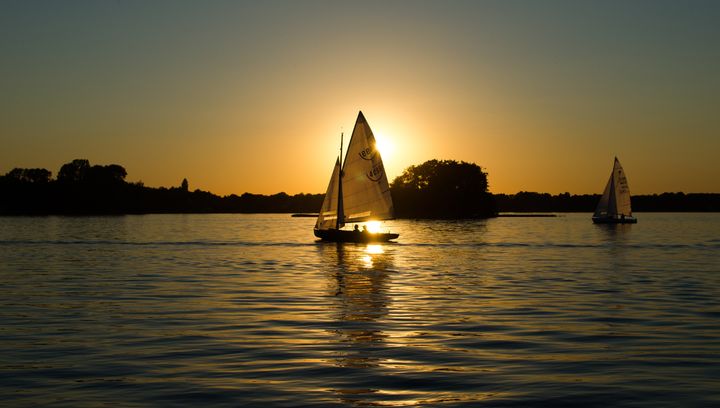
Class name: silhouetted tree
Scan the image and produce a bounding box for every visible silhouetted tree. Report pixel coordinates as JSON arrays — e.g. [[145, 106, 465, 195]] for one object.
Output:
[[181, 178, 189, 192], [105, 164, 127, 182], [5, 168, 52, 183], [493, 192, 599, 212], [390, 159, 496, 218], [86, 164, 127, 185], [57, 159, 90, 183], [0, 167, 54, 214]]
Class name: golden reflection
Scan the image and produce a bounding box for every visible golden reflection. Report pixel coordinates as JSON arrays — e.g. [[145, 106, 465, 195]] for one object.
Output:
[[329, 389, 506, 406], [360, 244, 384, 268], [359, 254, 373, 269], [316, 242, 394, 401]]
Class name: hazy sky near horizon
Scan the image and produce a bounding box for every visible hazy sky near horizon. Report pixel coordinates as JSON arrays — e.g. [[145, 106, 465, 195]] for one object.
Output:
[[2, 1, 719, 195]]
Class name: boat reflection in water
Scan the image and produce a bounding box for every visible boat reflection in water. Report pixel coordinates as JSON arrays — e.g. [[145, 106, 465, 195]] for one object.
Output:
[[316, 242, 395, 404]]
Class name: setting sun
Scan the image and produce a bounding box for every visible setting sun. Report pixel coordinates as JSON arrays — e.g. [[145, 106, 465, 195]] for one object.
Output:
[[374, 134, 395, 162], [365, 221, 382, 233]]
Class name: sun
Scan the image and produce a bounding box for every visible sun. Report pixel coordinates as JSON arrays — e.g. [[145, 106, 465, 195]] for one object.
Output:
[[365, 220, 382, 233], [374, 133, 394, 161]]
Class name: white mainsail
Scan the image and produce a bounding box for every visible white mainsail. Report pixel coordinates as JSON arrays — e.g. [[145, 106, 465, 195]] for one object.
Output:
[[613, 158, 632, 216], [340, 111, 394, 223], [594, 157, 632, 218], [315, 158, 343, 230]]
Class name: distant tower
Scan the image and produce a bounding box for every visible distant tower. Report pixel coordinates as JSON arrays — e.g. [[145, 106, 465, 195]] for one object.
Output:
[[181, 178, 189, 192]]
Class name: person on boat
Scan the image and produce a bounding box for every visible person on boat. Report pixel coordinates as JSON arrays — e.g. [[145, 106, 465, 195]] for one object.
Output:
[[354, 224, 359, 232], [362, 225, 368, 233]]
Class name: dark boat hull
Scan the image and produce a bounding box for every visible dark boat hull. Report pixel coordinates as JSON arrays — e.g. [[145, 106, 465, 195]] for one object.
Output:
[[314, 228, 399, 243], [592, 216, 637, 224]]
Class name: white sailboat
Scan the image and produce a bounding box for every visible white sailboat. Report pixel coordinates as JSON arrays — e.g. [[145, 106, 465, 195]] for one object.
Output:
[[314, 111, 399, 242], [592, 157, 637, 224]]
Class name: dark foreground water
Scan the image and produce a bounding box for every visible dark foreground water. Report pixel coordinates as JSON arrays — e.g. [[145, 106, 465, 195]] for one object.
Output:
[[1, 213, 719, 407]]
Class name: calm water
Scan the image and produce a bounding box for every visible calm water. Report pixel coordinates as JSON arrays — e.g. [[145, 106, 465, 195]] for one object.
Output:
[[1, 213, 719, 407]]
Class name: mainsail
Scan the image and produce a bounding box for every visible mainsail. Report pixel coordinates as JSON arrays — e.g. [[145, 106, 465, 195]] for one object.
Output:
[[340, 111, 394, 223], [594, 157, 632, 218]]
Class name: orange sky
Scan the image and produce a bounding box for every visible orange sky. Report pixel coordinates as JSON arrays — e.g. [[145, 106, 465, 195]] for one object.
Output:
[[2, 2, 719, 195]]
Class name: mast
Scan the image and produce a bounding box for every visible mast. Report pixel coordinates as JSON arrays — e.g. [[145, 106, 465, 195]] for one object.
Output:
[[336, 132, 344, 229]]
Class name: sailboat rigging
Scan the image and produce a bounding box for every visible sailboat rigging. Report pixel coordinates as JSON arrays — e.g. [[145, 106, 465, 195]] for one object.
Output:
[[314, 111, 399, 242], [592, 157, 637, 224]]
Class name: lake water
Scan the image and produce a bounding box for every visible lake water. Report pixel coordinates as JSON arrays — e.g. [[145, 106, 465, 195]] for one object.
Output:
[[1, 213, 719, 407]]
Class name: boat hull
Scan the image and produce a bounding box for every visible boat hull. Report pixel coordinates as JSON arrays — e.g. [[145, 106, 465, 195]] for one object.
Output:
[[314, 228, 399, 243], [592, 216, 637, 224]]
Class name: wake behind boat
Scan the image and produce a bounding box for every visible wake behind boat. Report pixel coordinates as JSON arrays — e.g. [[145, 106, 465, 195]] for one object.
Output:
[[314, 111, 399, 242], [592, 157, 637, 224]]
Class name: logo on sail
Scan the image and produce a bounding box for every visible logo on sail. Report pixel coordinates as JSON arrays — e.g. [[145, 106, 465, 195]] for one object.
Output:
[[617, 178, 629, 193], [359, 145, 376, 161], [366, 163, 384, 181]]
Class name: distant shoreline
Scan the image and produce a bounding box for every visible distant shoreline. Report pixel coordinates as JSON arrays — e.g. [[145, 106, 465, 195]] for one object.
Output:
[[3, 160, 719, 216], [2, 191, 719, 216]]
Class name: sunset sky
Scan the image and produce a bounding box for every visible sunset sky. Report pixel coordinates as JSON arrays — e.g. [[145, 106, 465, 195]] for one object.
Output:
[[2, 1, 719, 195]]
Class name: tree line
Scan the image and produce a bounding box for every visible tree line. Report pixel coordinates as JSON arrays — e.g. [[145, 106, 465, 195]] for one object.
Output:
[[0, 159, 323, 215], [1, 159, 718, 215], [494, 191, 720, 213]]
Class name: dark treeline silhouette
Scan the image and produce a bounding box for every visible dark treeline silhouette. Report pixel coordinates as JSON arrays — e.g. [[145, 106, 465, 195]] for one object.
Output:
[[494, 191, 720, 212], [2, 159, 718, 215], [390, 159, 497, 218], [494, 192, 597, 213], [0, 159, 323, 215]]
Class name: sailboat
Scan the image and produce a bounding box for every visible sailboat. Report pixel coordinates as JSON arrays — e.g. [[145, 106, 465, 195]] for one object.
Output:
[[314, 111, 399, 242], [592, 157, 637, 224]]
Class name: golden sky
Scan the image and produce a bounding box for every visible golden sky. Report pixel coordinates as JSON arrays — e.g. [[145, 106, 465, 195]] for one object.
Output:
[[2, 1, 719, 195]]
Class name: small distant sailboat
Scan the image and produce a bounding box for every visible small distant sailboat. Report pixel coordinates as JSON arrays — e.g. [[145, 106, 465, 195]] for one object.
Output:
[[592, 157, 637, 224], [314, 111, 399, 242]]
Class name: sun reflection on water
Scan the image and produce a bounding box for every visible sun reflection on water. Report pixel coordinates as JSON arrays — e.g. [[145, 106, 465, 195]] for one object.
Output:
[[361, 244, 384, 267], [366, 244, 384, 255]]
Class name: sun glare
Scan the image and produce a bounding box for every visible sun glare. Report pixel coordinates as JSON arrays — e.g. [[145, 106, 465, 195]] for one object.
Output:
[[366, 220, 382, 233], [374, 134, 394, 161]]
